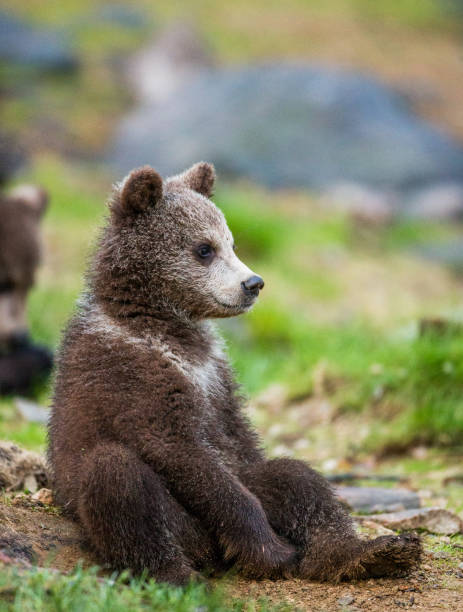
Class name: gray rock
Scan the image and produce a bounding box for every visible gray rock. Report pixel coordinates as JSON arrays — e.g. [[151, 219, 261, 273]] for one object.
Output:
[[126, 21, 215, 105], [15, 398, 49, 425], [336, 486, 421, 513], [337, 594, 355, 607], [110, 64, 463, 195], [359, 507, 463, 535], [430, 550, 451, 559], [417, 240, 463, 270], [0, 12, 78, 72], [405, 183, 463, 220]]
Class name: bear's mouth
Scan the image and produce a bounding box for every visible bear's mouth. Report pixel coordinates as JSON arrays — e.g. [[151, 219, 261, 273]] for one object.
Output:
[[213, 297, 254, 311]]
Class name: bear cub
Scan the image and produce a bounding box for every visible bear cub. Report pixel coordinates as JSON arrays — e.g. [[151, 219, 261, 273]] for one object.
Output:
[[49, 163, 420, 584], [0, 185, 52, 395]]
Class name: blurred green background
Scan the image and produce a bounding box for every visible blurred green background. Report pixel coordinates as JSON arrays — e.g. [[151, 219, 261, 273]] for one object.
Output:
[[2, 0, 463, 464]]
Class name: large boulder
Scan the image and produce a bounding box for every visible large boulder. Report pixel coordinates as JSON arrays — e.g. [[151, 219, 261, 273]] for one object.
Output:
[[110, 64, 463, 198]]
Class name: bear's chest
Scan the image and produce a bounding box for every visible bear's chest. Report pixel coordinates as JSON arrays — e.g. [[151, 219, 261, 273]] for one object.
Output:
[[153, 340, 239, 445], [162, 344, 225, 403]]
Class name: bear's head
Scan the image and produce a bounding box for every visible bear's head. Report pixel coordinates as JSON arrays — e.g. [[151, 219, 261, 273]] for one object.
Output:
[[92, 163, 264, 320], [0, 186, 48, 342]]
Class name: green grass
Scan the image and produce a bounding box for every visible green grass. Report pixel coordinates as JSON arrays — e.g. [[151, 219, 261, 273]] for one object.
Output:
[[228, 304, 463, 449], [1, 156, 463, 453], [0, 565, 289, 612]]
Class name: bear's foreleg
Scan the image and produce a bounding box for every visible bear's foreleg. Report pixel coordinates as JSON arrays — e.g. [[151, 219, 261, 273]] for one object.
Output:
[[77, 442, 217, 584], [240, 458, 421, 581]]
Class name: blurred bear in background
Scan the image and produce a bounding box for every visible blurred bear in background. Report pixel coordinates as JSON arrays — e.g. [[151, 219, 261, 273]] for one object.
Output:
[[0, 185, 53, 395]]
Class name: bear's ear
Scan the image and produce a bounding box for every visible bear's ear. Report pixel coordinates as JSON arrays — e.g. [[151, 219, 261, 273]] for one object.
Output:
[[174, 162, 216, 198], [111, 166, 163, 222], [9, 185, 48, 217]]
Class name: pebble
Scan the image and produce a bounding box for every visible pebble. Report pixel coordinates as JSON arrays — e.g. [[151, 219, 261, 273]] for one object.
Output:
[[31, 488, 54, 506], [337, 594, 355, 607], [430, 551, 451, 559]]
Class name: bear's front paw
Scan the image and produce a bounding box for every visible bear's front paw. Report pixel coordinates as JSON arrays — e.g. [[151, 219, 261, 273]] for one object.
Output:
[[221, 527, 296, 579], [154, 560, 200, 586]]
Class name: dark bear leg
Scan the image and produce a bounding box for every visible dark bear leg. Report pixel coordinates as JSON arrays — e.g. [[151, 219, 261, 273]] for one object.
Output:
[[77, 443, 218, 585], [240, 458, 421, 581]]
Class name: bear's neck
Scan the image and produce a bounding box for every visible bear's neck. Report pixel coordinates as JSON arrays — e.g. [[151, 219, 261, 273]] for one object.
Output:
[[89, 293, 213, 348]]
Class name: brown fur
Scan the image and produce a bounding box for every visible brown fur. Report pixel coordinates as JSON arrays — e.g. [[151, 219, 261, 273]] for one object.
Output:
[[0, 186, 47, 299], [48, 163, 421, 585], [0, 186, 52, 394]]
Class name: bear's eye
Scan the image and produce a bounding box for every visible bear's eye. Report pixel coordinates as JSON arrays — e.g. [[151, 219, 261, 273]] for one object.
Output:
[[196, 244, 215, 260]]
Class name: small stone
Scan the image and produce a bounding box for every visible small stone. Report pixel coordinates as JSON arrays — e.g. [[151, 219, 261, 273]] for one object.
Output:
[[361, 520, 394, 536], [406, 183, 463, 220], [439, 536, 451, 545], [15, 398, 49, 424], [360, 507, 463, 535], [31, 488, 53, 506], [337, 593, 355, 606], [336, 486, 420, 513], [430, 551, 451, 559], [458, 562, 463, 570]]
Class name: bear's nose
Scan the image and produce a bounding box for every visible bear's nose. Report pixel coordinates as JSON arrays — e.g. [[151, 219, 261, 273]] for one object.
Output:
[[242, 275, 265, 295]]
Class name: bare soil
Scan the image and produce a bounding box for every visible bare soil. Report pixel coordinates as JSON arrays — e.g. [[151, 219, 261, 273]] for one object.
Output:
[[0, 495, 92, 572], [0, 494, 462, 610], [226, 567, 463, 611]]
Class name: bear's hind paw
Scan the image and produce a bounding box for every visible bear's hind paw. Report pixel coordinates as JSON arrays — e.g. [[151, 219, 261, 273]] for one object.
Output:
[[356, 533, 422, 579]]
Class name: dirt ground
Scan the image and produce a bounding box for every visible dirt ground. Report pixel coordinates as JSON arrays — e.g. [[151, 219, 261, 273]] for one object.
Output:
[[0, 495, 92, 572], [226, 564, 463, 611], [0, 494, 462, 611]]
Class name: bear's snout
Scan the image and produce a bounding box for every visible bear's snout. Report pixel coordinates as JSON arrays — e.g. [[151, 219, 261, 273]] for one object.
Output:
[[241, 275, 265, 297]]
